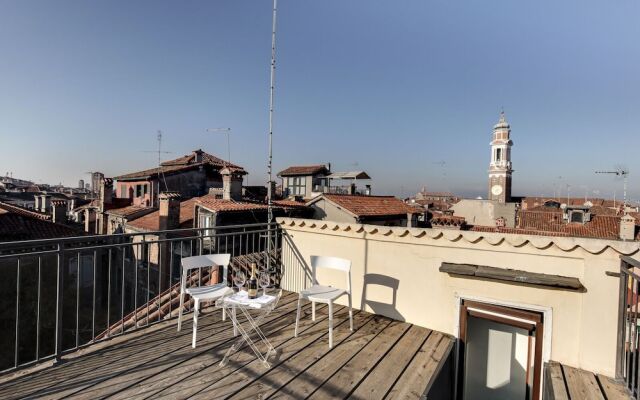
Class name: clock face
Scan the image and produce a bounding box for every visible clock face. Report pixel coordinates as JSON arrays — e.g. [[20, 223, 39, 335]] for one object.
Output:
[[491, 185, 503, 196]]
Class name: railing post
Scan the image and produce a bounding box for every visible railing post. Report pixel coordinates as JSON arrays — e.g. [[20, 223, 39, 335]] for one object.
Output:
[[54, 242, 64, 363], [617, 264, 627, 380]]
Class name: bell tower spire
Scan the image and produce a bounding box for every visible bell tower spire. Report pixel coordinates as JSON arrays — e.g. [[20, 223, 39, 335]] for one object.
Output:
[[488, 110, 513, 203]]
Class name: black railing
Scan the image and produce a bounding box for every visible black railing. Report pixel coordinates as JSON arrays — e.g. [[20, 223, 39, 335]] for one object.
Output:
[[617, 255, 640, 399], [0, 222, 281, 374]]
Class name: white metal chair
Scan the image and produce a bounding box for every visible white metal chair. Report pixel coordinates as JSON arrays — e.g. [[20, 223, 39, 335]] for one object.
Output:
[[294, 255, 353, 348], [177, 254, 232, 348]]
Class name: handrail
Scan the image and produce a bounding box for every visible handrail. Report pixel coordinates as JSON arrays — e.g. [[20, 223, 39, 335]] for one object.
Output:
[[0, 222, 282, 375], [616, 256, 640, 399]]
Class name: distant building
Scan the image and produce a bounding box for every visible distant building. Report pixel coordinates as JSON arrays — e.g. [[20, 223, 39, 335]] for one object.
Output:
[[278, 164, 372, 199], [78, 179, 85, 190], [488, 111, 513, 203], [307, 193, 421, 227], [113, 149, 246, 207], [450, 199, 517, 228]]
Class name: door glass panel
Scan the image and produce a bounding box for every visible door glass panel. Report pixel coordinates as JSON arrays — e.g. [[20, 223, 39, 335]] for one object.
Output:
[[463, 315, 530, 400]]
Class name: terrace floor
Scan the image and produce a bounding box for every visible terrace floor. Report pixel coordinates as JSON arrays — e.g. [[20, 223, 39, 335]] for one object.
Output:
[[544, 361, 630, 400], [0, 290, 454, 399]]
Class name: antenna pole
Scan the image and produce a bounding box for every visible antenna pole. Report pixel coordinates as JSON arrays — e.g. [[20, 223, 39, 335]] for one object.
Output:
[[267, 0, 277, 271]]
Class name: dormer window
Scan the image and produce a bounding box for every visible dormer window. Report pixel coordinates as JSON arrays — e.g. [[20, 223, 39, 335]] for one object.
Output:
[[570, 210, 584, 223]]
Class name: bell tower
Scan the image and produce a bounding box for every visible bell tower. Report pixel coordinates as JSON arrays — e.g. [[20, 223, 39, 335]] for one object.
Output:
[[488, 111, 513, 203]]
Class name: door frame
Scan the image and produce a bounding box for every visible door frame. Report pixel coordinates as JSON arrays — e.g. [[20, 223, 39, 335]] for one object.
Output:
[[454, 296, 551, 400]]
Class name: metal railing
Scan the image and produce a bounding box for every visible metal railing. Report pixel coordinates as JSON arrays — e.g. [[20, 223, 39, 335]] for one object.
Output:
[[0, 222, 281, 374], [617, 255, 640, 398]]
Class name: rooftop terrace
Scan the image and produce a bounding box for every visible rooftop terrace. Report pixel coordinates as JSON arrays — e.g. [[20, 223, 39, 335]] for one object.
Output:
[[0, 290, 453, 399]]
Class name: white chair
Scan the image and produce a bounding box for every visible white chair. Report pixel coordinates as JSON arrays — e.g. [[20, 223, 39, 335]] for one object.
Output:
[[294, 255, 353, 348], [177, 254, 232, 348]]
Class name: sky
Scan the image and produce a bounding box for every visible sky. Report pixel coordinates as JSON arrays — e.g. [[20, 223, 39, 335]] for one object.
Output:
[[0, 0, 639, 200]]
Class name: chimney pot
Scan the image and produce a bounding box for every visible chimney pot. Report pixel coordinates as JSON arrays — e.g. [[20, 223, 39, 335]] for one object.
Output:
[[221, 168, 243, 201], [159, 192, 181, 231]]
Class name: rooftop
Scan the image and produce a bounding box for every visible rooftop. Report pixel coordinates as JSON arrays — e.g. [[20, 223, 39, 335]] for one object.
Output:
[[309, 194, 421, 218], [277, 164, 329, 177], [127, 197, 199, 231], [0, 201, 83, 241], [114, 150, 245, 181], [0, 290, 453, 400]]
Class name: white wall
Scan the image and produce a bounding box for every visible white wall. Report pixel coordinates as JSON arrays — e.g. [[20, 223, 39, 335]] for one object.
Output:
[[278, 218, 640, 377]]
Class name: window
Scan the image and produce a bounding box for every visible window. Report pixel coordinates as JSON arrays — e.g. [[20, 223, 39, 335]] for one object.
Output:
[[287, 176, 306, 196], [136, 185, 143, 197], [120, 184, 127, 198], [570, 211, 584, 223], [496, 148, 502, 161]]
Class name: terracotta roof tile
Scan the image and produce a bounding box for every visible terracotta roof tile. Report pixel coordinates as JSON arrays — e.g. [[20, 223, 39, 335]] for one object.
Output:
[[105, 205, 156, 219], [0, 202, 84, 241], [196, 195, 271, 213], [315, 194, 419, 218], [114, 150, 244, 181], [278, 165, 329, 177], [127, 198, 198, 231]]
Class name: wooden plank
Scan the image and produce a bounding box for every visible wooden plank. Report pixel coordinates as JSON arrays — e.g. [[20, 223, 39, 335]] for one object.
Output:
[[307, 320, 410, 399], [347, 325, 430, 399], [118, 302, 336, 400], [544, 362, 569, 400], [64, 293, 303, 399], [385, 331, 450, 399], [440, 262, 585, 291], [208, 309, 373, 400], [597, 374, 631, 400], [578, 369, 606, 400], [562, 365, 604, 400], [270, 315, 393, 400], [226, 312, 374, 400]]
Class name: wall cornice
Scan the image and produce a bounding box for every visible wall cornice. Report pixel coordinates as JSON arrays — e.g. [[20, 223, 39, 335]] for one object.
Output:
[[277, 218, 640, 256]]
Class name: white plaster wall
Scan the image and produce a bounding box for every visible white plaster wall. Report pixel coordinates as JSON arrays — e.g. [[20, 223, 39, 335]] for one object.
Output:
[[278, 218, 640, 377]]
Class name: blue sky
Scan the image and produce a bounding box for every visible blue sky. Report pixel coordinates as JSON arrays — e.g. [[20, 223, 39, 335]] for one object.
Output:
[[0, 1, 638, 200]]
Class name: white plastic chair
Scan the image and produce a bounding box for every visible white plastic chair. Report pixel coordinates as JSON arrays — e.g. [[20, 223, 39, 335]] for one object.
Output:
[[177, 254, 232, 348], [294, 255, 353, 348]]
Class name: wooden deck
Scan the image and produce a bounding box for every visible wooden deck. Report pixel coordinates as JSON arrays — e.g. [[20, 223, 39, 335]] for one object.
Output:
[[0, 291, 454, 399], [544, 361, 630, 400]]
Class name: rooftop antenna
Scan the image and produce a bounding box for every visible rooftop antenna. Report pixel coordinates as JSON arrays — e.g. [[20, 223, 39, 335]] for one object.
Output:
[[596, 165, 630, 213], [206, 128, 232, 167], [266, 0, 278, 272], [142, 130, 172, 192]]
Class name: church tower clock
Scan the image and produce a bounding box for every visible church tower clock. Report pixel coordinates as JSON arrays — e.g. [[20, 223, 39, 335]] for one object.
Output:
[[488, 111, 513, 203]]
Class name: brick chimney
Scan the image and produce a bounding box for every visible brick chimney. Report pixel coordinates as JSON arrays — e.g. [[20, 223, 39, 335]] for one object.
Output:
[[620, 214, 636, 241], [99, 178, 113, 211], [51, 200, 67, 224], [159, 192, 181, 231], [221, 167, 243, 201]]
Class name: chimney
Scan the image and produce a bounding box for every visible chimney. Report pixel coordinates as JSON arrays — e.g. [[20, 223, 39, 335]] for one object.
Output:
[[221, 167, 243, 201], [159, 192, 181, 231], [51, 200, 67, 224], [34, 194, 41, 211], [41, 194, 51, 213], [620, 214, 636, 241], [99, 178, 113, 211], [194, 149, 204, 163]]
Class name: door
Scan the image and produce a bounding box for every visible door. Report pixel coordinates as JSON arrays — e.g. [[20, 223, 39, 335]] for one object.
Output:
[[458, 300, 544, 400]]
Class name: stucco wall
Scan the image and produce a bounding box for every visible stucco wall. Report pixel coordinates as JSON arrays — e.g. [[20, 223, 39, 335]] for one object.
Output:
[[451, 199, 517, 227], [278, 217, 640, 377], [309, 198, 357, 223]]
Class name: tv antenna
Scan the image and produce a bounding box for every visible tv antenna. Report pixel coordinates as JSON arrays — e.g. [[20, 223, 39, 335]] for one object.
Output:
[[142, 130, 173, 191], [596, 166, 630, 212]]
